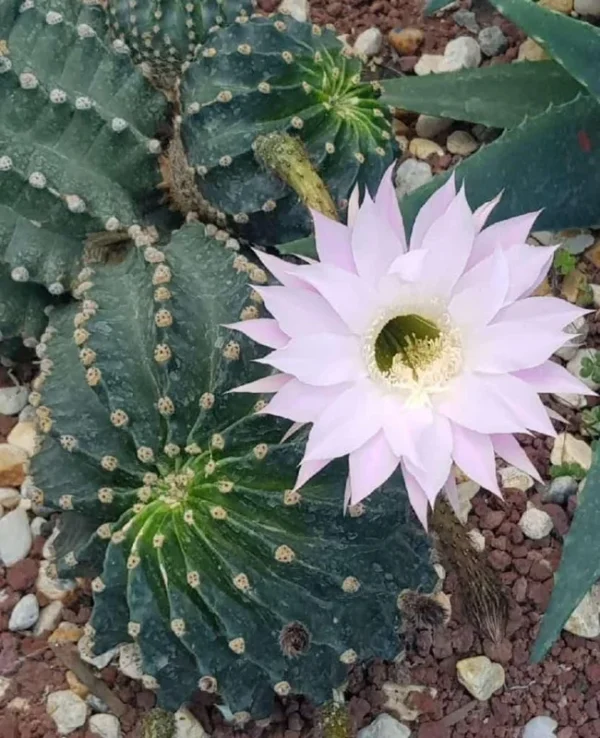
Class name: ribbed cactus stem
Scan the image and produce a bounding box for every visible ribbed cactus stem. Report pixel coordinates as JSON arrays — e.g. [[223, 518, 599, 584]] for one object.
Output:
[[431, 497, 509, 643], [254, 133, 339, 221]]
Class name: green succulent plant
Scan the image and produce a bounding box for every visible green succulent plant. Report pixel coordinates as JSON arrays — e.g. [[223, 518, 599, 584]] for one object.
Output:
[[579, 350, 600, 385], [105, 0, 256, 75], [549, 462, 587, 482], [582, 406, 600, 439], [30, 224, 435, 716], [380, 0, 600, 237], [180, 14, 398, 245], [553, 249, 578, 276], [0, 0, 168, 347]]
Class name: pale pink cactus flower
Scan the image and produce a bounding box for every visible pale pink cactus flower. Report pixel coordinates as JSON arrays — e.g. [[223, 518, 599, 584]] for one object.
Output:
[[228, 168, 594, 527]]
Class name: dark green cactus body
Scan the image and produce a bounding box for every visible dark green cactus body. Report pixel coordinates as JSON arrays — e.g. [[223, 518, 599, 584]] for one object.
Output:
[[105, 0, 255, 71], [30, 225, 434, 716], [180, 15, 397, 245], [0, 0, 167, 296], [0, 263, 51, 346]]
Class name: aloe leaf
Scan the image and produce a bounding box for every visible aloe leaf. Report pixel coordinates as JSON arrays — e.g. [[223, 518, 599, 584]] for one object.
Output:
[[381, 61, 585, 128], [487, 0, 600, 102], [424, 0, 456, 13], [532, 447, 600, 661], [400, 95, 600, 234]]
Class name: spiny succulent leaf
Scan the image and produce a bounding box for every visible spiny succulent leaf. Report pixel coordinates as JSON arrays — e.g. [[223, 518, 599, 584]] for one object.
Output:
[[106, 0, 256, 72], [486, 0, 600, 103], [0, 0, 167, 291], [381, 61, 586, 128], [400, 95, 600, 234], [31, 223, 434, 716], [532, 444, 600, 661], [180, 15, 397, 246]]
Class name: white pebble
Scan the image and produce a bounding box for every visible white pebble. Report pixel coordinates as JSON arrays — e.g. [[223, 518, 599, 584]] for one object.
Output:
[[353, 27, 383, 57], [9, 593, 40, 631], [89, 713, 122, 738], [0, 386, 29, 416], [394, 159, 433, 198], [440, 36, 481, 72], [47, 690, 89, 735], [0, 507, 32, 565], [519, 505, 554, 540]]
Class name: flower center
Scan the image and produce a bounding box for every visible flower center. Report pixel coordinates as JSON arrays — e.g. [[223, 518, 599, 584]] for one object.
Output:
[[375, 314, 441, 374], [366, 305, 463, 403]]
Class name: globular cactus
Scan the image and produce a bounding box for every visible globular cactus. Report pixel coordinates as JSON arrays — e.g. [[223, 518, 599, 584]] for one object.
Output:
[[0, 0, 168, 342], [180, 15, 398, 246], [29, 224, 434, 717], [105, 0, 256, 78]]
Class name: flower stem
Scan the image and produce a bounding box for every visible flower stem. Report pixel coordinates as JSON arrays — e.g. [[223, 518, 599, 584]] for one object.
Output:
[[431, 497, 509, 644], [254, 132, 338, 221]]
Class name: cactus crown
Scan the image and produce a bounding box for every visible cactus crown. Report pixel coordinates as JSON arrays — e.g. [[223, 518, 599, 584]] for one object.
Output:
[[31, 225, 434, 716], [180, 14, 397, 245]]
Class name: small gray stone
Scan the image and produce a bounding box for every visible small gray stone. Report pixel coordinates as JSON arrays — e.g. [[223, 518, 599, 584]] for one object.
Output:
[[0, 487, 21, 510], [478, 26, 508, 57], [519, 506, 554, 540], [87, 695, 110, 713], [0, 676, 11, 701], [47, 690, 89, 735], [34, 601, 63, 637], [358, 713, 411, 738], [440, 36, 481, 72], [456, 656, 505, 701], [543, 476, 578, 505], [452, 9, 480, 32], [174, 707, 208, 738], [78, 637, 119, 670], [118, 642, 143, 680], [414, 53, 444, 76], [30, 516, 47, 537], [574, 0, 600, 15], [0, 507, 32, 566], [18, 404, 36, 423], [395, 159, 433, 198], [0, 386, 29, 416], [9, 593, 39, 631], [472, 124, 501, 143], [555, 316, 589, 361], [446, 130, 479, 156], [278, 0, 308, 22], [552, 392, 587, 410], [415, 114, 452, 139], [523, 716, 558, 738], [353, 27, 383, 57], [564, 585, 600, 638], [561, 232, 595, 255], [89, 714, 122, 738], [551, 432, 593, 470], [567, 348, 600, 390]]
